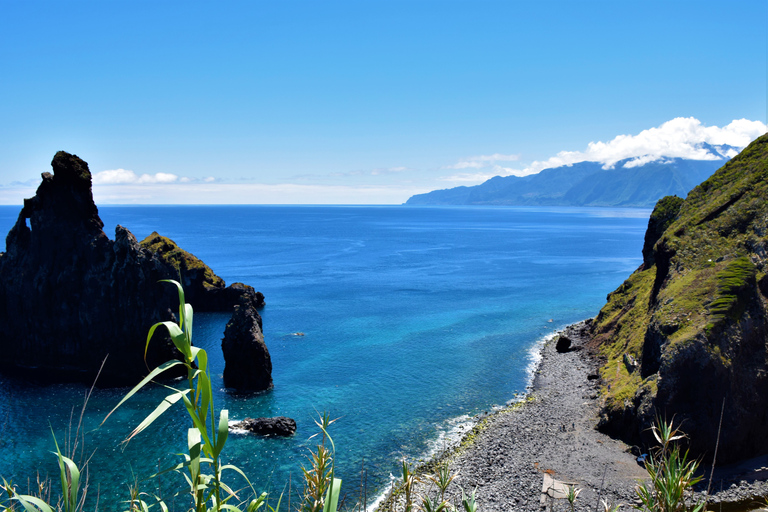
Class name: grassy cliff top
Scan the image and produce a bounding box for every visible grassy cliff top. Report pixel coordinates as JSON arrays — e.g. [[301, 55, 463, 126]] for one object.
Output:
[[140, 232, 225, 289]]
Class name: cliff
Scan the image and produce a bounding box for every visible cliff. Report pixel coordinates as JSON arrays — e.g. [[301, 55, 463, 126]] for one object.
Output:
[[0, 151, 266, 386], [590, 134, 768, 463]]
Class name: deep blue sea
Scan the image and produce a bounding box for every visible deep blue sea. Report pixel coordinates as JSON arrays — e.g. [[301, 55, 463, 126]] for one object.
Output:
[[0, 205, 649, 510]]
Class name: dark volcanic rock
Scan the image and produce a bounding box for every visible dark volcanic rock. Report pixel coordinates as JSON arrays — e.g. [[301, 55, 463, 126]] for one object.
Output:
[[232, 416, 296, 437], [0, 151, 269, 386], [555, 334, 571, 353], [222, 296, 272, 392], [0, 152, 180, 384]]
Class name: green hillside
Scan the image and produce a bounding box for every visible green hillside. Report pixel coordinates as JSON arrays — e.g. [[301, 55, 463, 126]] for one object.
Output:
[[590, 135, 768, 462]]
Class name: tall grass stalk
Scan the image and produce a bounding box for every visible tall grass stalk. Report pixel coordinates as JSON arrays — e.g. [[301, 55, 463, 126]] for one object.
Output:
[[299, 413, 341, 512], [103, 280, 272, 512], [635, 418, 703, 512]]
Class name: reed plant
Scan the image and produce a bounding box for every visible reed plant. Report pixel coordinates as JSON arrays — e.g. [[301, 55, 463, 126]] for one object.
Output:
[[103, 280, 342, 512], [0, 360, 104, 512], [565, 485, 580, 512], [103, 279, 274, 512], [399, 460, 418, 512], [634, 418, 703, 512], [0, 439, 83, 512], [298, 414, 341, 512], [459, 488, 477, 512], [425, 465, 454, 505]]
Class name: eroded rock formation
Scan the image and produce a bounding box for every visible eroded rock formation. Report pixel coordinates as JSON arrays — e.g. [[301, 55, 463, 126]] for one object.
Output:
[[0, 151, 268, 386], [222, 294, 272, 392]]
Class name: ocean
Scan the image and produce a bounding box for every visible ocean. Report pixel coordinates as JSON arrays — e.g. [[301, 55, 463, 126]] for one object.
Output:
[[0, 204, 649, 510]]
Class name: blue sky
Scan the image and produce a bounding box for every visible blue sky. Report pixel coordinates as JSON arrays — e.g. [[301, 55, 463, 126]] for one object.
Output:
[[0, 0, 766, 204]]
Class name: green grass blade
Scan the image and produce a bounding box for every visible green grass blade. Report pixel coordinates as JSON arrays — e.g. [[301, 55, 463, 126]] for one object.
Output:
[[123, 389, 190, 445], [101, 359, 185, 426], [197, 370, 211, 426], [322, 477, 341, 512], [190, 347, 207, 373], [159, 279, 186, 322], [219, 505, 245, 512], [50, 431, 80, 512], [12, 494, 55, 512], [213, 409, 229, 459], [184, 303, 193, 342], [220, 464, 257, 496], [188, 428, 202, 487], [59, 455, 80, 512], [180, 394, 214, 455]]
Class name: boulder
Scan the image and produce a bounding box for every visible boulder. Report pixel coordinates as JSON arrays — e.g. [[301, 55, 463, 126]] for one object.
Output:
[[232, 416, 296, 437], [222, 296, 272, 392], [555, 335, 572, 353]]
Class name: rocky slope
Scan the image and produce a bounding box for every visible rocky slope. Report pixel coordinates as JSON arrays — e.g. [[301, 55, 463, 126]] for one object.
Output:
[[590, 134, 768, 463], [0, 151, 268, 386]]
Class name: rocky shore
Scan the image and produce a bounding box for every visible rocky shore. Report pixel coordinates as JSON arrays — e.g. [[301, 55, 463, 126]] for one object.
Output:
[[379, 322, 768, 511]]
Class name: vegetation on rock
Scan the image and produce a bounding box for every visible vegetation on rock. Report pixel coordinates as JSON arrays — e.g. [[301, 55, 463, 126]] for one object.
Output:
[[591, 134, 768, 463], [140, 232, 225, 290]]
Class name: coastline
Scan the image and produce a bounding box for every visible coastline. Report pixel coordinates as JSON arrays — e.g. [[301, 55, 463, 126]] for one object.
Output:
[[374, 322, 768, 512], [374, 321, 645, 511]]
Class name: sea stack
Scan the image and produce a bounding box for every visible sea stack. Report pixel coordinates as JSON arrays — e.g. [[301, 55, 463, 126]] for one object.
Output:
[[222, 294, 273, 392]]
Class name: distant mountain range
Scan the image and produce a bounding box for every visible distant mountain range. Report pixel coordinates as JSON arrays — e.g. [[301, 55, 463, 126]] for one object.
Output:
[[406, 147, 737, 207]]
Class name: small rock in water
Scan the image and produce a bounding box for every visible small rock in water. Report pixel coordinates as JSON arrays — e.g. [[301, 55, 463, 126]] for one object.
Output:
[[231, 416, 297, 437]]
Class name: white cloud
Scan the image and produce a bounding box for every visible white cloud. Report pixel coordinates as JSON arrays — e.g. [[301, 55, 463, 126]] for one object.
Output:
[[441, 117, 767, 185], [526, 117, 767, 173], [93, 169, 179, 185], [446, 153, 520, 170]]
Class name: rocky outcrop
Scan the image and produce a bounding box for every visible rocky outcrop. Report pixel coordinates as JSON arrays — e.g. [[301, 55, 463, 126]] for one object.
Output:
[[231, 416, 296, 437], [222, 295, 272, 392], [590, 134, 768, 463], [0, 151, 268, 386], [641, 195, 684, 268], [140, 233, 266, 311]]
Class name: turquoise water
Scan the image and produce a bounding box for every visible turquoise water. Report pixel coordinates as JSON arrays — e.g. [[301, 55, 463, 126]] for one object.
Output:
[[0, 205, 649, 509]]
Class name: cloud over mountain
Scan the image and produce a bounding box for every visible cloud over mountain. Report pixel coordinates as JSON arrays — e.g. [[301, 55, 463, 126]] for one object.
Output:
[[441, 117, 768, 183]]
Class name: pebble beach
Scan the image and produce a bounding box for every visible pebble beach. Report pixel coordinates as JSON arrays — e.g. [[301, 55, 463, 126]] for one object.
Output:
[[378, 322, 768, 512]]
